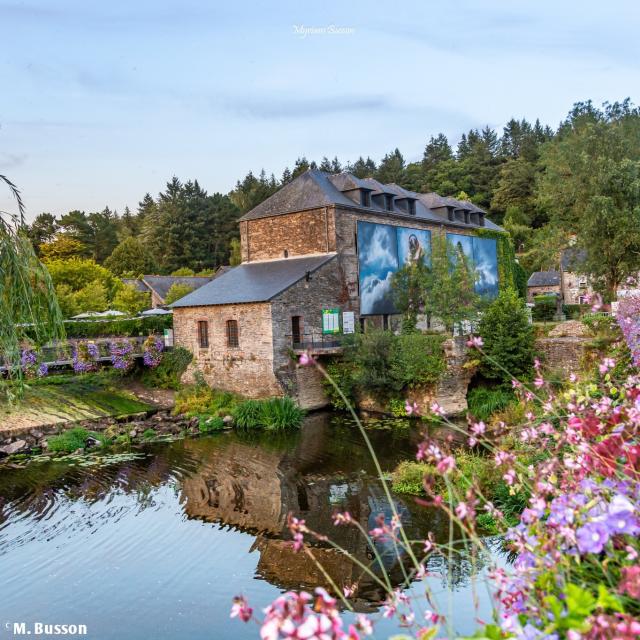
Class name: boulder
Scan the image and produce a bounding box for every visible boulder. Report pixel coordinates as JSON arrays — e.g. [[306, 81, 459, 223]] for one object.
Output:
[[0, 439, 28, 456]]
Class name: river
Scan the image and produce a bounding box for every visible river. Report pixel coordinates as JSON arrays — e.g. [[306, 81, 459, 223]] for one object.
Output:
[[0, 412, 498, 639]]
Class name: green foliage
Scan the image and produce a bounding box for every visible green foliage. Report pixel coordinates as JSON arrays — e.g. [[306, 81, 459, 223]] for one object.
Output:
[[112, 284, 151, 316], [232, 399, 263, 428], [532, 294, 557, 321], [45, 257, 118, 297], [141, 346, 192, 389], [0, 193, 64, 395], [104, 237, 156, 275], [563, 303, 589, 319], [174, 384, 240, 417], [390, 333, 446, 389], [337, 331, 446, 400], [467, 386, 516, 421], [170, 267, 195, 276], [478, 288, 535, 385], [322, 361, 356, 410], [142, 428, 156, 439], [233, 397, 305, 431], [73, 280, 108, 313], [39, 235, 86, 261], [391, 461, 430, 494], [392, 234, 480, 333], [198, 415, 225, 433], [47, 428, 108, 453], [164, 282, 195, 305], [23, 315, 171, 341]]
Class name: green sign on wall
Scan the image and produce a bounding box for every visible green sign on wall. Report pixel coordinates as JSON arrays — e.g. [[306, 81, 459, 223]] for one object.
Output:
[[322, 308, 341, 334]]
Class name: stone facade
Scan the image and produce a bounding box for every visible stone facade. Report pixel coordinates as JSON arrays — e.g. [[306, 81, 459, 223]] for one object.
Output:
[[240, 208, 336, 262], [536, 337, 588, 372], [174, 301, 283, 398], [174, 258, 344, 406], [528, 284, 561, 301]]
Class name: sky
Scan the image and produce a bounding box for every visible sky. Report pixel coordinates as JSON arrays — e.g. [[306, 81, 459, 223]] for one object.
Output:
[[1, 0, 639, 221]]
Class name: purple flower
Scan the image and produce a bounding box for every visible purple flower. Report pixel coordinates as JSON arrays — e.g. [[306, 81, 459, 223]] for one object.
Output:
[[37, 363, 48, 377], [20, 349, 37, 367], [606, 494, 640, 535], [576, 521, 610, 554]]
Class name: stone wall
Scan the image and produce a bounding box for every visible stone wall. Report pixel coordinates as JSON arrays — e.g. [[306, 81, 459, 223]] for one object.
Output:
[[173, 301, 283, 397], [241, 208, 337, 262], [536, 336, 588, 373], [528, 284, 560, 301], [270, 258, 346, 407]]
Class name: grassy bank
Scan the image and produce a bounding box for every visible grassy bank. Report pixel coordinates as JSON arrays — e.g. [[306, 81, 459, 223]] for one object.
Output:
[[0, 373, 153, 432]]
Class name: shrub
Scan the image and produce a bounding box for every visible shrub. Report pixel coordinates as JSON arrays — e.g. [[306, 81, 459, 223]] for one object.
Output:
[[165, 283, 195, 305], [142, 428, 156, 439], [391, 461, 432, 495], [322, 361, 356, 410], [47, 428, 108, 453], [532, 293, 558, 321], [174, 384, 240, 417], [467, 386, 515, 421], [337, 330, 446, 400], [141, 346, 192, 389], [478, 288, 535, 385], [563, 303, 589, 319], [233, 397, 304, 431], [198, 415, 225, 433], [233, 399, 263, 429]]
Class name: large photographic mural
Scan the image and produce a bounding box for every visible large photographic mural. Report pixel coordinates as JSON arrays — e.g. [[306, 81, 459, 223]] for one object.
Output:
[[447, 233, 499, 297], [357, 221, 431, 315], [357, 221, 499, 316]]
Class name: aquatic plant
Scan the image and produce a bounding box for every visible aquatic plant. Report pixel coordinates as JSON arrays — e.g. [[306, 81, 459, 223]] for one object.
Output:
[[47, 428, 108, 453], [232, 341, 640, 639], [198, 415, 225, 433], [233, 397, 305, 431]]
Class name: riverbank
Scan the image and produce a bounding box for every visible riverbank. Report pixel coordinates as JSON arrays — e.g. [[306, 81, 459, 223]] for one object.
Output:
[[0, 375, 174, 433]]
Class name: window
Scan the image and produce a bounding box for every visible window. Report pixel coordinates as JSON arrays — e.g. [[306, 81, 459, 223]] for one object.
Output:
[[360, 190, 371, 208], [408, 199, 416, 215], [291, 316, 303, 346], [226, 319, 239, 348], [197, 321, 209, 348], [384, 194, 394, 211], [383, 314, 390, 330], [284, 249, 289, 258]]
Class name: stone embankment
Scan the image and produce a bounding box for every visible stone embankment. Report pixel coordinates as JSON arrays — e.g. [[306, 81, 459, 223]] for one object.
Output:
[[0, 409, 198, 459]]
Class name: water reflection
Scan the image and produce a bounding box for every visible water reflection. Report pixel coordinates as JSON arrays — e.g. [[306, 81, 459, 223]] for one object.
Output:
[[0, 412, 494, 637]]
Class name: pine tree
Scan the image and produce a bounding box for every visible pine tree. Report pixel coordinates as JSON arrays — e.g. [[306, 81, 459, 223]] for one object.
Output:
[[375, 148, 406, 185]]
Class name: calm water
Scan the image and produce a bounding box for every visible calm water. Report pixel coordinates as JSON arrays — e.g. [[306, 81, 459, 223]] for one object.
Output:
[[0, 413, 498, 639]]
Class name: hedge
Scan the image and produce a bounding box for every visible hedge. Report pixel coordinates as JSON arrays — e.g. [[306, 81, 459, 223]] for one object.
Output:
[[24, 315, 173, 340]]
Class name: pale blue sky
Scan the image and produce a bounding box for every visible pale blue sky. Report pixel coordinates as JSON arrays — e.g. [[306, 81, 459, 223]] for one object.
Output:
[[1, 0, 639, 220]]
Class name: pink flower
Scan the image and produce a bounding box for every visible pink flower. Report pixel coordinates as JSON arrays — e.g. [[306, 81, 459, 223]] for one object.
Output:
[[298, 352, 315, 366], [455, 502, 469, 520], [436, 456, 456, 474], [466, 335, 483, 348], [430, 402, 445, 417], [332, 511, 352, 526], [599, 357, 616, 374], [355, 614, 373, 636], [405, 400, 419, 415], [619, 566, 640, 599], [230, 595, 253, 622], [503, 469, 517, 486], [534, 376, 544, 388]]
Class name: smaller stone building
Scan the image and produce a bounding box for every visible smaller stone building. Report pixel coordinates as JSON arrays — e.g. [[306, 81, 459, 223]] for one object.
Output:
[[171, 254, 341, 408], [527, 249, 591, 305], [123, 275, 215, 308]]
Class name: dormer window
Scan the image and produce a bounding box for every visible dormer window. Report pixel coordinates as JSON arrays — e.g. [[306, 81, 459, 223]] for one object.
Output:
[[384, 194, 394, 211], [360, 190, 371, 207], [447, 208, 455, 222], [478, 214, 485, 227], [407, 200, 416, 215], [464, 210, 470, 224]]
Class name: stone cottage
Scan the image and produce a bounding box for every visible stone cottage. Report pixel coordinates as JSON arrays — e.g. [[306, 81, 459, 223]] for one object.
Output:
[[527, 249, 591, 305], [123, 274, 216, 308], [171, 170, 503, 407]]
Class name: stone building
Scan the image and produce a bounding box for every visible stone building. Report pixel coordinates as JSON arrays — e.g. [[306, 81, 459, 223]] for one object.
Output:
[[123, 274, 216, 308], [171, 170, 502, 406], [527, 249, 591, 305]]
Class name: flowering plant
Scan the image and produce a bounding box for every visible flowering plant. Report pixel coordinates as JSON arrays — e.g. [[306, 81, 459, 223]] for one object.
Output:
[[20, 348, 48, 378], [232, 342, 640, 640], [72, 342, 99, 373], [109, 339, 135, 372], [142, 334, 164, 368]]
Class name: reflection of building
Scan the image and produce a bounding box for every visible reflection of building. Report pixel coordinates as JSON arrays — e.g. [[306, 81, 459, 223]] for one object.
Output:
[[171, 171, 502, 404]]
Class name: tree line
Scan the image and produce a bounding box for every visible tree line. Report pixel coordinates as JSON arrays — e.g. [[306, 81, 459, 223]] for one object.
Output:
[[25, 98, 640, 299]]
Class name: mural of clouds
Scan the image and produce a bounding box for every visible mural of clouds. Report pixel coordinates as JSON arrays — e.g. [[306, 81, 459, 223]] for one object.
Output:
[[397, 227, 431, 266], [357, 221, 399, 315], [447, 233, 499, 297]]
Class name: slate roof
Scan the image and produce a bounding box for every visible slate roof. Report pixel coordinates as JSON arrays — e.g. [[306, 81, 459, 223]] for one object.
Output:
[[239, 169, 502, 231], [527, 271, 561, 287], [122, 278, 149, 293], [170, 254, 336, 308], [142, 275, 215, 301]]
